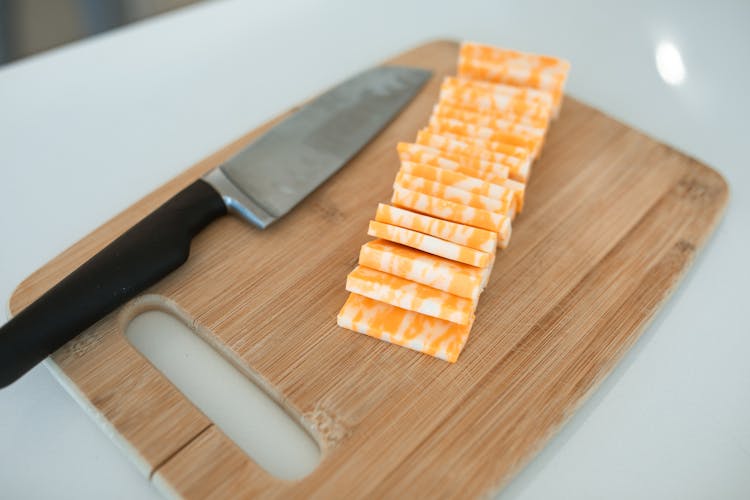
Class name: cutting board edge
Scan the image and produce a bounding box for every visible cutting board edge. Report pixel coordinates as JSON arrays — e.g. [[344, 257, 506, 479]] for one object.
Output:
[[41, 356, 155, 476]]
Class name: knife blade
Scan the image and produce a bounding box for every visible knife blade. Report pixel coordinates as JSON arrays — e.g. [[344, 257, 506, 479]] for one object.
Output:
[[0, 65, 432, 388]]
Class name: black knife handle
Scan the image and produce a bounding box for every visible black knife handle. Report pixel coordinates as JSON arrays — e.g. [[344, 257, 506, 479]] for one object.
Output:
[[0, 179, 227, 388]]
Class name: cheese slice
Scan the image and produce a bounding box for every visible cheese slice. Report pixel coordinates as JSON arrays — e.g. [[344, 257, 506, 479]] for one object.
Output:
[[428, 116, 542, 158], [346, 265, 475, 325], [397, 144, 524, 212], [457, 58, 566, 114], [424, 128, 530, 161], [400, 161, 512, 204], [425, 130, 532, 183], [375, 203, 497, 253], [433, 103, 546, 138], [500, 178, 526, 213], [439, 96, 550, 129], [442, 76, 554, 110], [368, 219, 492, 267], [439, 85, 551, 124], [390, 186, 511, 245], [397, 142, 510, 182], [395, 171, 510, 215], [459, 42, 570, 114], [416, 130, 530, 182], [460, 42, 571, 74], [337, 293, 471, 363], [427, 120, 531, 159], [359, 239, 489, 301]]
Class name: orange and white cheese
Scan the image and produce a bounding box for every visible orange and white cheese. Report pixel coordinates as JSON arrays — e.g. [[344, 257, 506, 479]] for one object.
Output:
[[442, 76, 554, 110], [428, 115, 543, 158], [346, 265, 475, 325], [375, 203, 497, 253], [391, 186, 511, 242], [337, 293, 471, 363], [458, 42, 570, 115], [397, 142, 511, 184], [399, 161, 514, 209], [359, 239, 490, 301], [394, 171, 510, 215], [416, 130, 530, 182], [337, 42, 569, 363], [368, 219, 492, 267]]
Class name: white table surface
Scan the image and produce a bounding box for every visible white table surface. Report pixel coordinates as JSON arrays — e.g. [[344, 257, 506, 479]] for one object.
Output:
[[1, 0, 748, 498]]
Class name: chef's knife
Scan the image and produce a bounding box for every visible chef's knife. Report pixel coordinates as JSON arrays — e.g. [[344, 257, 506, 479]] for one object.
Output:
[[0, 65, 431, 388]]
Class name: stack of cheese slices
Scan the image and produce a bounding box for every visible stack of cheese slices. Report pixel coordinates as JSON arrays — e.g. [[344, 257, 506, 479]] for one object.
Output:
[[337, 42, 571, 362]]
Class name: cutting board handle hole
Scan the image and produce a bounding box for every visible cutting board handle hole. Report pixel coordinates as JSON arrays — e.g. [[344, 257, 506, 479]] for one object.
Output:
[[124, 306, 321, 480]]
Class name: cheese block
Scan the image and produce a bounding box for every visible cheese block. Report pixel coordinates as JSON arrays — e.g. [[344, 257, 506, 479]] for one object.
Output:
[[432, 103, 546, 138], [395, 171, 510, 216], [442, 76, 554, 110], [368, 219, 493, 267], [427, 116, 542, 158], [400, 161, 513, 205], [416, 130, 530, 182], [337, 293, 471, 363], [439, 85, 551, 124], [390, 186, 511, 245], [375, 203, 497, 253], [359, 239, 489, 301], [346, 265, 475, 325]]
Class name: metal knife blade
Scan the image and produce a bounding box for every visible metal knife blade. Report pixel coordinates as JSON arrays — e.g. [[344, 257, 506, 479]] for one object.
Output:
[[206, 65, 432, 228]]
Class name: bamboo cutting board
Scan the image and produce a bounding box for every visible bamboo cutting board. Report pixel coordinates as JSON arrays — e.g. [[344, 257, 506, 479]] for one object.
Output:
[[9, 40, 728, 498]]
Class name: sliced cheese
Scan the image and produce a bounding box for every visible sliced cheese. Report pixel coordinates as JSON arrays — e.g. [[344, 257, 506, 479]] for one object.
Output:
[[459, 42, 570, 113], [416, 130, 530, 182], [399, 162, 514, 213], [460, 42, 571, 75], [397, 142, 511, 183], [424, 127, 530, 161], [359, 239, 488, 301], [457, 58, 566, 114], [428, 116, 542, 158], [346, 265, 474, 325], [368, 219, 492, 267], [395, 171, 510, 215], [439, 85, 551, 124], [390, 186, 511, 245], [439, 96, 550, 129], [433, 103, 546, 138], [442, 76, 554, 110], [375, 203, 497, 253], [337, 293, 471, 362]]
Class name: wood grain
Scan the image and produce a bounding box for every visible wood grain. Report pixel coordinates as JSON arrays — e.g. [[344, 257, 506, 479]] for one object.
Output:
[[9, 40, 728, 499]]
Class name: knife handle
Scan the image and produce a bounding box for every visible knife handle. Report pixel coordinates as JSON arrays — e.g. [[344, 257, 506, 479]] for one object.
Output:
[[0, 179, 227, 388]]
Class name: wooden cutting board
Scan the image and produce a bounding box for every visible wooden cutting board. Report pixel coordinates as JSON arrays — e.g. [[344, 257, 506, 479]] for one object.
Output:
[[9, 40, 728, 498]]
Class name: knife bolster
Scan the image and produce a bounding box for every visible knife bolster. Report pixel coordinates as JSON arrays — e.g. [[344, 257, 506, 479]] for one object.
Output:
[[203, 169, 276, 229]]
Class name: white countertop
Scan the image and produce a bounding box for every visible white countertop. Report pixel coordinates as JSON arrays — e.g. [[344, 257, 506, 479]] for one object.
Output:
[[1, 0, 748, 498]]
